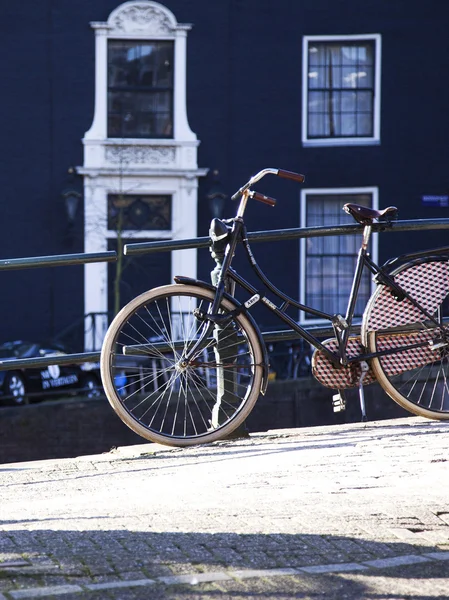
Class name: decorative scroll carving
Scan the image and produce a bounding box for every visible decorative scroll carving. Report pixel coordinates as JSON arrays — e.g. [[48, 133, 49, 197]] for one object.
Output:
[[105, 145, 176, 165], [109, 2, 176, 35]]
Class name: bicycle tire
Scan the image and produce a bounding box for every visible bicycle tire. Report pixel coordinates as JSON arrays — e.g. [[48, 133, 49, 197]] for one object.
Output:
[[362, 257, 449, 419], [100, 284, 264, 446]]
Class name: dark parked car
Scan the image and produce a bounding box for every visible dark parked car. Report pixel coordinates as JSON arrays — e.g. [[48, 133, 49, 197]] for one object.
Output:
[[0, 341, 102, 406]]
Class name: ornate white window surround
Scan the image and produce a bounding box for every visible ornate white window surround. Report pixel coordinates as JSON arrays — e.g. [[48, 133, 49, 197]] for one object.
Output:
[[79, 1, 207, 351]]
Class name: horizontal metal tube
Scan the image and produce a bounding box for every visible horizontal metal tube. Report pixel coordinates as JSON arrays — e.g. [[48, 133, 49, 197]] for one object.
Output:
[[121, 323, 362, 356], [125, 237, 210, 255], [124, 219, 449, 256], [0, 251, 117, 271], [0, 352, 101, 371], [123, 343, 177, 355]]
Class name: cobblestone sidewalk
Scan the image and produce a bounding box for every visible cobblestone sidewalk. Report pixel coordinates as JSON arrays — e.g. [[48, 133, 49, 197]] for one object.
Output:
[[1, 416, 449, 599]]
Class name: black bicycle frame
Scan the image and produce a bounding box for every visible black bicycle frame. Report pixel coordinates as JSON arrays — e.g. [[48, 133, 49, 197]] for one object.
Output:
[[198, 217, 449, 368], [223, 221, 371, 365]]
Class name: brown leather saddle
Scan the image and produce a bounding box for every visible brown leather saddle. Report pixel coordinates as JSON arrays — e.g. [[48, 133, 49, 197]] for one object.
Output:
[[343, 203, 398, 225]]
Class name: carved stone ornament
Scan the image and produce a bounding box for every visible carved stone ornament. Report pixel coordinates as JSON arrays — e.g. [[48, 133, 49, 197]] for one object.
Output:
[[108, 1, 177, 35], [105, 145, 176, 165]]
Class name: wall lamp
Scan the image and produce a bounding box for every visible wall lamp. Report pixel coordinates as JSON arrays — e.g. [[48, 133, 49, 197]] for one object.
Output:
[[62, 166, 82, 225], [206, 169, 227, 219]]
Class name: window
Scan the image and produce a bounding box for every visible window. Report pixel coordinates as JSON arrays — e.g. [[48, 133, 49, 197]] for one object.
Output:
[[107, 194, 172, 231], [108, 40, 174, 138], [300, 188, 378, 322], [302, 35, 381, 146]]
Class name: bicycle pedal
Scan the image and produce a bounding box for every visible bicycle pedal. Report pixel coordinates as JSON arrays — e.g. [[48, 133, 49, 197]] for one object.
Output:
[[332, 391, 346, 412]]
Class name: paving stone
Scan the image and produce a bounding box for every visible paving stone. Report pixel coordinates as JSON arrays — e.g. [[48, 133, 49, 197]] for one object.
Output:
[[0, 416, 449, 599]]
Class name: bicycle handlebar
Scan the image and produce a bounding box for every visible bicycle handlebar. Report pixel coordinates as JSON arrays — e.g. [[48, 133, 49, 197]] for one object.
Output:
[[277, 169, 305, 183], [250, 191, 277, 207], [231, 167, 305, 202]]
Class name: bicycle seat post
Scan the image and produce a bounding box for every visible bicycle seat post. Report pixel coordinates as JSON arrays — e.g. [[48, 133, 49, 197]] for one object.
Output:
[[362, 224, 372, 251]]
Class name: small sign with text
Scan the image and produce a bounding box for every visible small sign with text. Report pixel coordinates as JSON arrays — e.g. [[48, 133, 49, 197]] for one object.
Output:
[[422, 195, 449, 207]]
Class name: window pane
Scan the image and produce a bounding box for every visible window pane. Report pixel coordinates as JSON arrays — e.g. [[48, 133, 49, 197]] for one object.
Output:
[[358, 45, 373, 65], [108, 91, 172, 138], [306, 39, 376, 139], [342, 67, 360, 88], [308, 91, 327, 136], [308, 45, 320, 66], [341, 113, 356, 136], [357, 91, 373, 112], [107, 195, 172, 231], [341, 91, 356, 113], [341, 45, 358, 65], [356, 66, 373, 88], [356, 112, 373, 136], [108, 40, 174, 139], [308, 67, 321, 89], [304, 193, 372, 318]]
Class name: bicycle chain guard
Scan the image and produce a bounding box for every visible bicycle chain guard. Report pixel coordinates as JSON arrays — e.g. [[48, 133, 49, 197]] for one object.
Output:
[[312, 337, 377, 390]]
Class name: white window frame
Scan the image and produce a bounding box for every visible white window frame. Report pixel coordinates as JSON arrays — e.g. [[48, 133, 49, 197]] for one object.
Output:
[[302, 34, 381, 147], [299, 187, 379, 324]]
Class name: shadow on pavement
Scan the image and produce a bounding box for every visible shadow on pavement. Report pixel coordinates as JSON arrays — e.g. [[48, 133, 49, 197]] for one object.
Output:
[[1, 529, 448, 599]]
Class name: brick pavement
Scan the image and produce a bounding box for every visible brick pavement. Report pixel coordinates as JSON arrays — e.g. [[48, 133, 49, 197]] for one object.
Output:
[[0, 416, 449, 599]]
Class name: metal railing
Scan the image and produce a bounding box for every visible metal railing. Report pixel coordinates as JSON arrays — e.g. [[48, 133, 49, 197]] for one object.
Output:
[[1, 216, 449, 372], [124, 217, 449, 344], [124, 218, 449, 255], [0, 251, 115, 371], [0, 251, 116, 271]]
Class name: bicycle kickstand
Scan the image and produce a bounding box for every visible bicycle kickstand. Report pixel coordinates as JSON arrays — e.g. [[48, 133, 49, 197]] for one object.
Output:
[[358, 361, 370, 422]]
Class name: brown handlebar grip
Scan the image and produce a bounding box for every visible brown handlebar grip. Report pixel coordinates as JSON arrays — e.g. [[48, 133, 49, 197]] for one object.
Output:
[[251, 191, 277, 207], [278, 169, 305, 183]]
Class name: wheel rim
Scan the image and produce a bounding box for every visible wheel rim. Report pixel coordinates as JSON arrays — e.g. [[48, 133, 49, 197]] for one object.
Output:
[[104, 290, 259, 442]]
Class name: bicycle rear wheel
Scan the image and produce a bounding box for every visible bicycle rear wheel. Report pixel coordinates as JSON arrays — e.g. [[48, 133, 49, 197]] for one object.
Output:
[[362, 257, 449, 419], [100, 284, 264, 446]]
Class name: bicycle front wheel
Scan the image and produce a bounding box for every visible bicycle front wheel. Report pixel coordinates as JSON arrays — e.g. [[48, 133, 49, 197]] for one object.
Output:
[[100, 284, 264, 446], [362, 258, 449, 419]]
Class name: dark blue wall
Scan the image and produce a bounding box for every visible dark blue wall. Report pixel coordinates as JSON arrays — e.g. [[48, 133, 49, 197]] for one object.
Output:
[[0, 0, 448, 343]]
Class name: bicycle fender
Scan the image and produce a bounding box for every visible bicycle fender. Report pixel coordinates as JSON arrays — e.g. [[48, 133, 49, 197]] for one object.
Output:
[[381, 251, 449, 274], [174, 275, 270, 395]]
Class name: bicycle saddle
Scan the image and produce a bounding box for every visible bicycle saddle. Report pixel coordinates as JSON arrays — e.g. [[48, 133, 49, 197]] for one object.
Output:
[[343, 203, 398, 225]]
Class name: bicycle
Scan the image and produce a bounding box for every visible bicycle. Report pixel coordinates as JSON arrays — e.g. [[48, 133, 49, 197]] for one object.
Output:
[[100, 167, 449, 446]]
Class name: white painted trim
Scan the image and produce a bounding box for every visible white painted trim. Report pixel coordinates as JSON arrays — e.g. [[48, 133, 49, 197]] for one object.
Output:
[[302, 34, 382, 147], [82, 1, 206, 351], [85, 1, 196, 143], [299, 186, 379, 325]]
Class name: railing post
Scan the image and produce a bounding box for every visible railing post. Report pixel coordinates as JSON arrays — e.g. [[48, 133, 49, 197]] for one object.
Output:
[[210, 221, 249, 439]]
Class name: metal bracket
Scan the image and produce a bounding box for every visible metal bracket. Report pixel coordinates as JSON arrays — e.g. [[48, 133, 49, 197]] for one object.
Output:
[[333, 314, 349, 330]]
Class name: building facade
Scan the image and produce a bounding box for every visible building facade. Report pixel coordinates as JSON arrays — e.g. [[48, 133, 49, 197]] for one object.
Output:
[[0, 0, 448, 349]]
